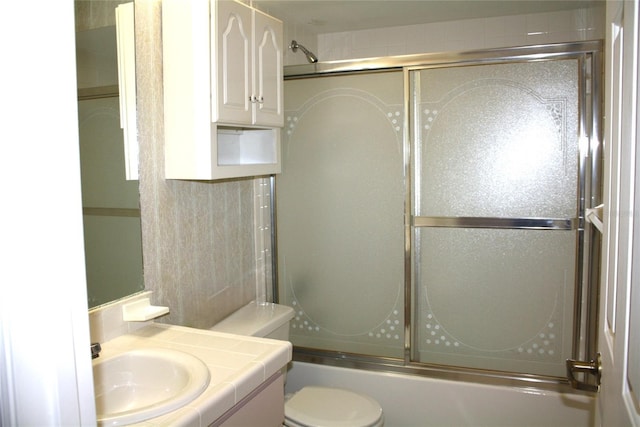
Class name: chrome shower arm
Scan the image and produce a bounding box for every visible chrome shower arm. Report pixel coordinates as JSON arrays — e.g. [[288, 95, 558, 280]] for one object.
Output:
[[290, 40, 318, 63]]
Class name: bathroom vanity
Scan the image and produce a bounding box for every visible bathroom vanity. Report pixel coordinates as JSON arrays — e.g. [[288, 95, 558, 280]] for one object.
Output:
[[89, 293, 291, 426], [95, 324, 290, 426]]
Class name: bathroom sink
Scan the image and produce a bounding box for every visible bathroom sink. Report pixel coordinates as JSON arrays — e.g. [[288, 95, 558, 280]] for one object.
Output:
[[93, 347, 210, 426]]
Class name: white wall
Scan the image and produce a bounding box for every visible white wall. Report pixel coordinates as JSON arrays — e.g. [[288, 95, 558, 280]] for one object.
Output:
[[317, 7, 604, 62]]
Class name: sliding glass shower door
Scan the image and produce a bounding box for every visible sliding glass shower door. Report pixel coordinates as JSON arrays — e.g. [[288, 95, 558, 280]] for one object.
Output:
[[278, 72, 405, 358], [278, 42, 600, 380], [410, 58, 587, 377]]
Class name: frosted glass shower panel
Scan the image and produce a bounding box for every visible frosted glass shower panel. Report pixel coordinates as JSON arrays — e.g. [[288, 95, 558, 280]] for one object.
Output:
[[415, 228, 575, 377], [278, 72, 405, 358], [412, 58, 582, 377], [415, 60, 579, 219]]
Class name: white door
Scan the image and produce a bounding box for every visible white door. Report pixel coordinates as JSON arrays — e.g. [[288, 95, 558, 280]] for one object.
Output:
[[598, 0, 640, 425]]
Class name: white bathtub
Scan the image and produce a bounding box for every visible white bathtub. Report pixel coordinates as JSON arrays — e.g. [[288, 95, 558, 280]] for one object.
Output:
[[284, 361, 597, 426]]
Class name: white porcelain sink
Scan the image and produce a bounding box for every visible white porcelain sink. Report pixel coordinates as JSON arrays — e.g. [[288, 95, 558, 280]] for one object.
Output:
[[93, 348, 210, 426]]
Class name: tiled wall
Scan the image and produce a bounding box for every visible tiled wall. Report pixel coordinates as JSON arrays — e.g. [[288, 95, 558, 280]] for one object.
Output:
[[88, 291, 153, 343], [317, 6, 604, 62], [282, 24, 319, 66]]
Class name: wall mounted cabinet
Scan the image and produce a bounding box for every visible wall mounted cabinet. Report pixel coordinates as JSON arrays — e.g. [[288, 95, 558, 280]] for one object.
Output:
[[163, 0, 283, 180], [215, 0, 283, 127]]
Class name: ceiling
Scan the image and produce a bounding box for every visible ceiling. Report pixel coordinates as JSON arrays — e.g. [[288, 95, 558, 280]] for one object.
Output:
[[253, 0, 603, 34]]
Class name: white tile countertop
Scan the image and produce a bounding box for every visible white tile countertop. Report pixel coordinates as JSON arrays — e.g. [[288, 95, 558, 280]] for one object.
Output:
[[96, 323, 292, 426]]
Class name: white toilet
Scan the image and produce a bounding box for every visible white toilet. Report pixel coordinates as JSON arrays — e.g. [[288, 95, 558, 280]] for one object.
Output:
[[211, 301, 384, 427]]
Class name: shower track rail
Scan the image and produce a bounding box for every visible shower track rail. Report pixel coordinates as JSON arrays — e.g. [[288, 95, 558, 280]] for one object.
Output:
[[292, 346, 590, 394], [413, 216, 580, 230], [279, 40, 602, 394]]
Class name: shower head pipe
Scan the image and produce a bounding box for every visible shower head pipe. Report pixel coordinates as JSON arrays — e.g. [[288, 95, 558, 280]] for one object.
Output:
[[289, 40, 318, 63]]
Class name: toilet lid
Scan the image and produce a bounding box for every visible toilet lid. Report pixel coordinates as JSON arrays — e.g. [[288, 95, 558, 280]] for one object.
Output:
[[285, 386, 383, 427]]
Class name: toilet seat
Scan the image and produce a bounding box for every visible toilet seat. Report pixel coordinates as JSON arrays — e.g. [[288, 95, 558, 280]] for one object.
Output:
[[284, 386, 384, 427]]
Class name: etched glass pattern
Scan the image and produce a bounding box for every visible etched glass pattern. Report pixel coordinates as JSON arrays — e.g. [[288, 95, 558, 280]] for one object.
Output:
[[278, 72, 405, 357], [413, 59, 579, 376]]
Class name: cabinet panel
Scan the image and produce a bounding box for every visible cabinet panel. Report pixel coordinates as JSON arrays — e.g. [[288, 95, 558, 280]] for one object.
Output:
[[213, 373, 284, 427], [115, 2, 138, 180], [163, 0, 213, 179], [254, 9, 283, 127], [216, 0, 252, 124]]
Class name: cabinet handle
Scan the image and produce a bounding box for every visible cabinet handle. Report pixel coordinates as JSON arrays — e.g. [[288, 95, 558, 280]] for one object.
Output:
[[250, 95, 264, 104]]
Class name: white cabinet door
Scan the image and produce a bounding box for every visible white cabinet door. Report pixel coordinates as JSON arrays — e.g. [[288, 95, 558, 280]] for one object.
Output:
[[253, 9, 283, 127], [215, 0, 252, 125], [215, 1, 283, 127]]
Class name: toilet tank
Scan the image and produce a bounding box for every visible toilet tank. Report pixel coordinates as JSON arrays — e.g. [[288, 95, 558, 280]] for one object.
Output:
[[210, 301, 294, 340]]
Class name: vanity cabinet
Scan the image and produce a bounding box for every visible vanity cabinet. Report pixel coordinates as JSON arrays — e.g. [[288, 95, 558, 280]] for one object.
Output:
[[213, 373, 284, 426], [162, 0, 283, 180]]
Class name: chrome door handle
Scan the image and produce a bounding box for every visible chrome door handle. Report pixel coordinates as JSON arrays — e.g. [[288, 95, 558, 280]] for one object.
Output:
[[566, 353, 601, 392]]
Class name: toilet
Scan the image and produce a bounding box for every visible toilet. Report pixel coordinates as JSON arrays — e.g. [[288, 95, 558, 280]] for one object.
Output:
[[211, 301, 384, 427]]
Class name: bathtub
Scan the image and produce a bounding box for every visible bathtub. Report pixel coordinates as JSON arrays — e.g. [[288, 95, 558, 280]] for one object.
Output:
[[284, 361, 597, 426]]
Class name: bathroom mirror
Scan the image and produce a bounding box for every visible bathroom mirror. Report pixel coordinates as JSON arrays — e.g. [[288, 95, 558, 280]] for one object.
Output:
[[75, 1, 144, 308]]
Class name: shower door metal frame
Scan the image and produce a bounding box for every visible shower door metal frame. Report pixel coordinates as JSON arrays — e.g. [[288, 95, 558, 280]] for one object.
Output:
[[278, 40, 602, 393]]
